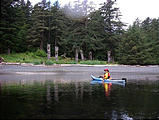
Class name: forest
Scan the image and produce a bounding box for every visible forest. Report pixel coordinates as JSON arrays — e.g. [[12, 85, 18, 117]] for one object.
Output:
[[0, 0, 159, 65]]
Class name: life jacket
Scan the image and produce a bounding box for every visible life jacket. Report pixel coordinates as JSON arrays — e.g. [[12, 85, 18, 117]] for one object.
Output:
[[104, 72, 110, 79]]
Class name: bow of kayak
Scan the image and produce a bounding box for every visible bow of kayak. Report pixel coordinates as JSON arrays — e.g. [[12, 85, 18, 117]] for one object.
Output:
[[91, 75, 103, 81]]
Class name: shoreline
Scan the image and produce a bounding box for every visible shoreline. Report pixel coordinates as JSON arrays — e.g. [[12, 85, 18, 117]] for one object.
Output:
[[0, 62, 159, 67], [0, 63, 159, 82]]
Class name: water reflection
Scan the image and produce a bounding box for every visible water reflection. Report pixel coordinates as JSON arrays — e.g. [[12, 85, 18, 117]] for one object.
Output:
[[104, 83, 112, 98], [75, 82, 79, 99], [0, 77, 159, 119], [54, 83, 59, 102], [121, 113, 133, 120], [46, 85, 51, 107], [0, 81, 1, 95], [104, 110, 133, 120]]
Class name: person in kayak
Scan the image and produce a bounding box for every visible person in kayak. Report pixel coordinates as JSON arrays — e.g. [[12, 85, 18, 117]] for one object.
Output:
[[104, 68, 111, 80], [98, 68, 111, 80]]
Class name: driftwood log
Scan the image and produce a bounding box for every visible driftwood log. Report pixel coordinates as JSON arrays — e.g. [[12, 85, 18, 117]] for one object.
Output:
[[61, 53, 66, 58], [0, 57, 4, 63]]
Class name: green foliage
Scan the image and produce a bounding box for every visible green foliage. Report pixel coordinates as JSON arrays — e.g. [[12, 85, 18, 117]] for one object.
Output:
[[117, 18, 159, 65], [0, 0, 158, 65], [99, 0, 125, 57], [45, 60, 54, 65], [55, 60, 77, 64], [34, 49, 47, 57], [33, 60, 42, 65], [79, 60, 107, 65], [0, 52, 46, 63], [0, 0, 33, 53]]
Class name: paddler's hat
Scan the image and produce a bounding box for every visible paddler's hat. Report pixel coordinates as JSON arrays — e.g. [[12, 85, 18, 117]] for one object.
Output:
[[104, 69, 109, 71]]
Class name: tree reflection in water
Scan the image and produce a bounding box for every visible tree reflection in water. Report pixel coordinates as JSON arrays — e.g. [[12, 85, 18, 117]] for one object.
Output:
[[0, 78, 159, 119], [46, 84, 51, 108]]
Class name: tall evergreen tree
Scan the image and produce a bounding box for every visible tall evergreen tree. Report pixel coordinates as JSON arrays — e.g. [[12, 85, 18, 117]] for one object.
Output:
[[0, 0, 28, 54], [49, 1, 64, 51], [86, 10, 106, 60], [141, 18, 159, 64], [13, 0, 33, 52], [28, 0, 48, 50], [61, 0, 96, 61], [99, 0, 124, 61], [118, 19, 147, 64]]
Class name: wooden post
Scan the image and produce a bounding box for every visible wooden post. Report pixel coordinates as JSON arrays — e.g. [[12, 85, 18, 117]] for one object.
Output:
[[107, 51, 111, 63], [75, 48, 79, 63], [80, 49, 84, 61], [89, 51, 92, 60], [47, 44, 51, 59], [55, 46, 58, 61]]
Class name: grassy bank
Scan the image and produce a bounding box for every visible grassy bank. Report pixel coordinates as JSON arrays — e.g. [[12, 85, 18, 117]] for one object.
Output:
[[0, 51, 109, 65]]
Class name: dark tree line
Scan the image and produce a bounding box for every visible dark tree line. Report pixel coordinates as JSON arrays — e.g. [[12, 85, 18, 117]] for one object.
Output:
[[0, 0, 159, 64], [117, 18, 159, 65]]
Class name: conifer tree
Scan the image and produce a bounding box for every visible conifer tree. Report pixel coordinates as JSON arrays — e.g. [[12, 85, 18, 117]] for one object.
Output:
[[0, 0, 28, 53], [28, 0, 48, 50], [118, 19, 146, 64], [99, 0, 124, 62], [141, 18, 159, 64]]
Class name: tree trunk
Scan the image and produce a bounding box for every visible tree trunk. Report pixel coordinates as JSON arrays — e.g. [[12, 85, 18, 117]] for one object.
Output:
[[55, 46, 58, 61], [107, 51, 111, 63], [80, 49, 84, 61], [8, 48, 10, 55], [112, 56, 114, 63], [89, 51, 92, 60], [40, 40, 43, 50], [47, 44, 51, 59], [75, 48, 79, 63], [40, 32, 44, 50]]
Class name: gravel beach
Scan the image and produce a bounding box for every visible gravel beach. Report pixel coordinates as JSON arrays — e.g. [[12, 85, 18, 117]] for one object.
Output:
[[0, 64, 159, 84]]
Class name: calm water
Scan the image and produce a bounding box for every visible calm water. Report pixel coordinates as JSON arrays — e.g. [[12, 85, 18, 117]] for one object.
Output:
[[0, 65, 159, 119], [0, 78, 159, 119]]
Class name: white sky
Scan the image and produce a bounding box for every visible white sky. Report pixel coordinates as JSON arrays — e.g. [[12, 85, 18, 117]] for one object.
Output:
[[29, 0, 159, 26]]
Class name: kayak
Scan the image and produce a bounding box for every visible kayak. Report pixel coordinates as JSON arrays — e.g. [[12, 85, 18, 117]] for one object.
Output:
[[91, 75, 127, 84], [90, 80, 126, 86]]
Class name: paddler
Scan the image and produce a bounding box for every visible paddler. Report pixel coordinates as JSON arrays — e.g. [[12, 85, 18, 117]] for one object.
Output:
[[104, 69, 111, 80]]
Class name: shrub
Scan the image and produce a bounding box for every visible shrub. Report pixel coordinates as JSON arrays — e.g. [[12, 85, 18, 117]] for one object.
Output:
[[45, 60, 54, 65], [33, 60, 42, 65], [26, 52, 35, 57], [66, 61, 77, 64], [79, 60, 107, 65], [55, 60, 77, 64], [34, 49, 47, 57]]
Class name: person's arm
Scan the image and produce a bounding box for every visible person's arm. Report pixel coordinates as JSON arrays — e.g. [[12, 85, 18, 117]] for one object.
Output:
[[98, 76, 103, 78]]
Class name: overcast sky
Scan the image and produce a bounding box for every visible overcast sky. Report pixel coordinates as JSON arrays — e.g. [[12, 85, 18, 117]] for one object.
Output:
[[28, 0, 159, 26]]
